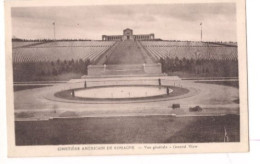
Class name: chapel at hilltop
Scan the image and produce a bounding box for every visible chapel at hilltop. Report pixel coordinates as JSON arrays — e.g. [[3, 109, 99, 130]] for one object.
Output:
[[102, 28, 155, 41]]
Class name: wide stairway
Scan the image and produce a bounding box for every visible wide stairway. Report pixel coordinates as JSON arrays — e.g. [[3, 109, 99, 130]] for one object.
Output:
[[104, 40, 154, 64], [87, 40, 162, 77]]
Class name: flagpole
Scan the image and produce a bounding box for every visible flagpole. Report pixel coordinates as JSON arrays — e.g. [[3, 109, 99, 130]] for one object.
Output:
[[53, 22, 56, 40], [200, 22, 203, 42]]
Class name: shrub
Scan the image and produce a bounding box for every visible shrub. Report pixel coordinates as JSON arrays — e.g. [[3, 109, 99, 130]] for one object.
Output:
[[189, 106, 203, 112], [172, 104, 180, 109]]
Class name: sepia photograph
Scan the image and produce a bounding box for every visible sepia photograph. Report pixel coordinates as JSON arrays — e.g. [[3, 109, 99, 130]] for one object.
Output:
[[5, 0, 248, 157]]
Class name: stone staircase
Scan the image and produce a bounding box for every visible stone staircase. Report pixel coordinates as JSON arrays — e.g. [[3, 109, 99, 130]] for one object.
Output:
[[87, 40, 163, 77]]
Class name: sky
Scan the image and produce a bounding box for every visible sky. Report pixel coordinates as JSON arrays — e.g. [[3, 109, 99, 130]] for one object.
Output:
[[11, 3, 237, 42]]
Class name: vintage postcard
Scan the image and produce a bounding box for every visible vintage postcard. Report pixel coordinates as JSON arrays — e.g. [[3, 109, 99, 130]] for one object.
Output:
[[5, 0, 248, 157]]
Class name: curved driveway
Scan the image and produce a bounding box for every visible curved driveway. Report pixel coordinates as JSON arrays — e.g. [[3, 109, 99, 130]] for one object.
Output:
[[14, 78, 239, 120]]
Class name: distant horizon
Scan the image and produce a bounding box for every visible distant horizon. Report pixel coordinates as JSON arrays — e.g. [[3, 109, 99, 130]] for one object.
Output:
[[11, 37, 237, 43], [12, 3, 237, 42]]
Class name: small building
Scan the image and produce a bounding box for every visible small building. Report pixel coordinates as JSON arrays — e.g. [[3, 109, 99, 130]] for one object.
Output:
[[102, 28, 155, 41]]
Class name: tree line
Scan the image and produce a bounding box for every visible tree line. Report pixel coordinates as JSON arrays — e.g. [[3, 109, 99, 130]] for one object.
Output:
[[12, 38, 92, 42], [13, 59, 91, 81], [12, 57, 239, 82], [159, 57, 238, 77]]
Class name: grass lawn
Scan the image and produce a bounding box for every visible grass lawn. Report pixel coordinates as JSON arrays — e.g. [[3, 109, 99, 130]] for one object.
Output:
[[13, 85, 52, 92], [37, 73, 84, 81], [15, 115, 239, 145], [195, 81, 239, 88], [14, 72, 83, 82]]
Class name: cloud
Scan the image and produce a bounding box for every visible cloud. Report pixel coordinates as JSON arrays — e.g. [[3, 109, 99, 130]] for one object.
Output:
[[11, 3, 237, 41]]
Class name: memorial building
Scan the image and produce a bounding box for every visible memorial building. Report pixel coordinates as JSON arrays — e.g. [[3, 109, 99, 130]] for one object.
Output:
[[102, 28, 155, 41]]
